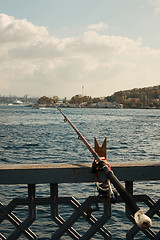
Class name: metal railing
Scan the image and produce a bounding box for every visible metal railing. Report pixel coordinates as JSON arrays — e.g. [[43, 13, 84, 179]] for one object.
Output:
[[0, 162, 160, 239]]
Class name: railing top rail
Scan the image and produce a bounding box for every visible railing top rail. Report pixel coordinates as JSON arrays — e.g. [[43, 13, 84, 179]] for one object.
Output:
[[0, 162, 160, 184]]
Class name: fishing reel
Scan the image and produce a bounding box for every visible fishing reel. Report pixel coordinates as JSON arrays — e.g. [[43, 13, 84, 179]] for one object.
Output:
[[96, 181, 118, 204], [92, 159, 118, 202], [86, 180, 118, 218], [88, 158, 118, 217]]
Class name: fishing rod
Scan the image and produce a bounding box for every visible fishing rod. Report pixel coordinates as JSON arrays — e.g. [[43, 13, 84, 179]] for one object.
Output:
[[55, 105, 152, 230]]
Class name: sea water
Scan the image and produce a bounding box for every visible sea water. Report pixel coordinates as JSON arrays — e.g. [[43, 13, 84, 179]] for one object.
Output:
[[0, 105, 160, 239]]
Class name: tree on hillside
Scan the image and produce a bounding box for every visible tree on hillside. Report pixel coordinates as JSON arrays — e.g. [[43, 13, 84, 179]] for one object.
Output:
[[106, 85, 160, 108], [52, 96, 59, 103], [37, 96, 53, 104]]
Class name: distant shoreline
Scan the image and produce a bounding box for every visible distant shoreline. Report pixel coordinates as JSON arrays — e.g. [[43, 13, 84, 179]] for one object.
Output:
[[1, 103, 159, 110]]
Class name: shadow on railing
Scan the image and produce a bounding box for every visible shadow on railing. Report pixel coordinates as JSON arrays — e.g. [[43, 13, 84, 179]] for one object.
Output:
[[0, 162, 160, 239]]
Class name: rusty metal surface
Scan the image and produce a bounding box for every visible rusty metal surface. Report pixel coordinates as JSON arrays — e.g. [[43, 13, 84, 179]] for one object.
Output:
[[94, 137, 107, 158]]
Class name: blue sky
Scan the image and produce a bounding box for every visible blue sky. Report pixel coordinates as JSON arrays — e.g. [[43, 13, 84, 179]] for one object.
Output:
[[0, 0, 160, 98]]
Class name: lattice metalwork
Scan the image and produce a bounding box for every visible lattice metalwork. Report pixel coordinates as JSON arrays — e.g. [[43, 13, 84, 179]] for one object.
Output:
[[0, 183, 160, 239]]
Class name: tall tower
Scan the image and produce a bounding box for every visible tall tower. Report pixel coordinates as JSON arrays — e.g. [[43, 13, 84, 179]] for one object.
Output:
[[82, 85, 84, 96]]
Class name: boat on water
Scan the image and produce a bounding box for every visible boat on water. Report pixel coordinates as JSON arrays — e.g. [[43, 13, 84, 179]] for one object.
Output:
[[13, 99, 23, 105], [7, 100, 23, 106]]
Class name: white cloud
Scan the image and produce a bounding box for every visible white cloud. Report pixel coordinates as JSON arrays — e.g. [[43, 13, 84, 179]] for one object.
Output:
[[148, 0, 160, 13], [0, 13, 160, 98], [88, 22, 108, 31], [0, 14, 48, 43]]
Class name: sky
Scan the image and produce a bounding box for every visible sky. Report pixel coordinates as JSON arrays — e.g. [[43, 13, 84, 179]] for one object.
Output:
[[0, 0, 160, 99]]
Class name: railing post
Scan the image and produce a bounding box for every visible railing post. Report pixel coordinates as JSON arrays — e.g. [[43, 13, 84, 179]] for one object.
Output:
[[125, 181, 133, 195], [50, 183, 58, 218], [125, 181, 134, 219], [28, 184, 36, 221], [125, 181, 135, 240]]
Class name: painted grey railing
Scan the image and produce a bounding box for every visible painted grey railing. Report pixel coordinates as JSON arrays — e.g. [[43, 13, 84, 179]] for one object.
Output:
[[0, 162, 160, 239]]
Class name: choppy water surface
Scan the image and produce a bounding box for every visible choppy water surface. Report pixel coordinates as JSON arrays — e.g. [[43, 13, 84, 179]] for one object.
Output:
[[0, 105, 160, 239]]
